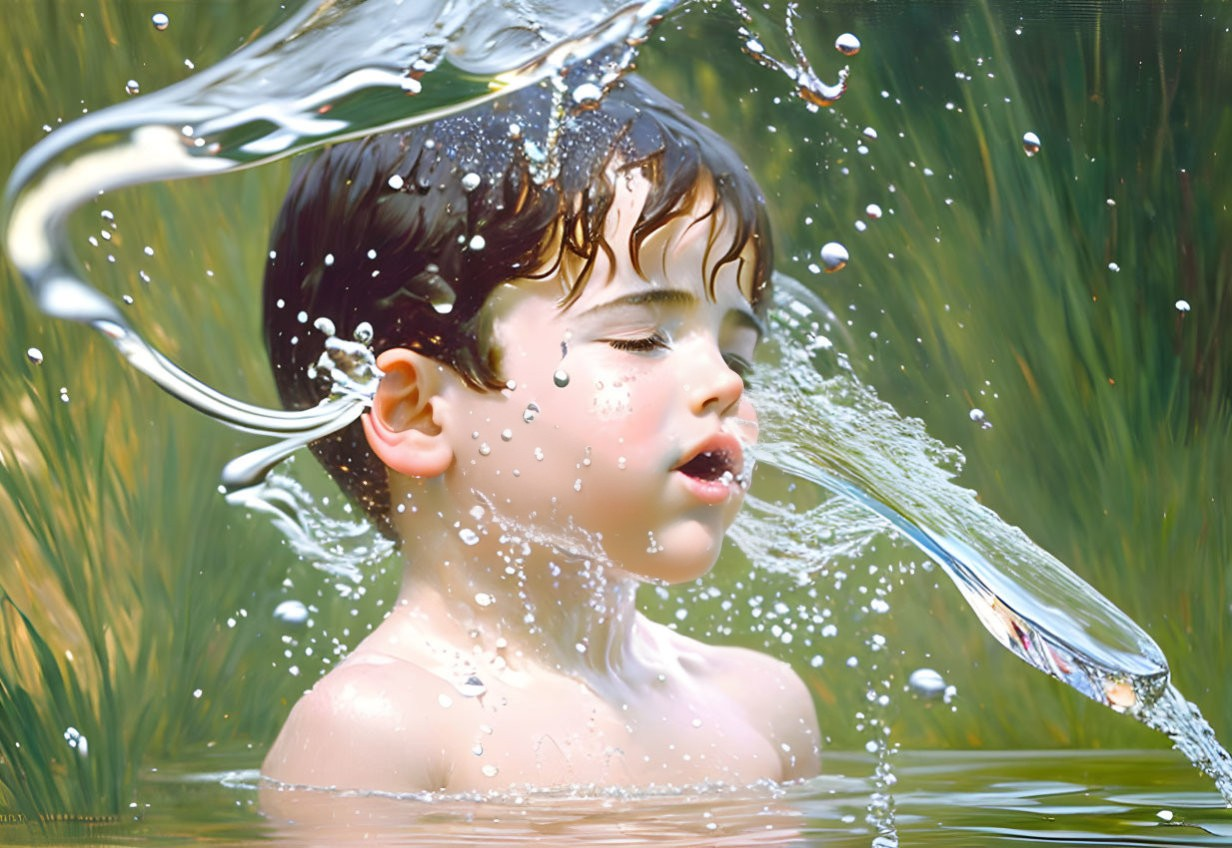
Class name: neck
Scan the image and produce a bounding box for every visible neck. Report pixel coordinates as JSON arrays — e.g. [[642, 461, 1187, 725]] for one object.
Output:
[[387, 483, 657, 692]]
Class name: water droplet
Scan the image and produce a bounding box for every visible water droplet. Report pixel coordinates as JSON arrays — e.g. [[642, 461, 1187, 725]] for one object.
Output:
[[274, 600, 309, 625], [469, 234, 486, 251], [438, 693, 454, 708], [908, 667, 947, 699], [461, 172, 481, 192], [617, 456, 627, 470], [482, 764, 499, 777], [870, 598, 890, 614], [1108, 261, 1120, 272], [354, 322, 373, 344], [455, 675, 487, 698], [387, 174, 405, 190], [478, 443, 491, 456], [472, 743, 484, 756], [1022, 131, 1041, 157], [533, 447, 544, 461], [474, 592, 494, 607], [573, 478, 583, 492], [820, 242, 849, 272], [125, 79, 140, 95], [151, 12, 169, 30], [522, 403, 540, 423], [865, 203, 882, 220], [572, 82, 603, 108], [26, 347, 43, 365], [313, 316, 336, 337], [459, 528, 480, 546], [192, 688, 204, 699], [1176, 299, 1192, 313], [835, 32, 861, 56], [500, 429, 513, 442], [59, 387, 70, 403], [1157, 809, 1175, 822], [968, 408, 992, 429], [553, 369, 570, 387], [863, 126, 878, 140], [691, 718, 703, 728]]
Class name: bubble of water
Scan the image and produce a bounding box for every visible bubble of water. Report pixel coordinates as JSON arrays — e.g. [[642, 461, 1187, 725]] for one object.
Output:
[[1022, 131, 1041, 157], [26, 347, 43, 365], [865, 203, 882, 220], [572, 82, 603, 108], [820, 242, 849, 272], [553, 369, 570, 387], [125, 79, 140, 95], [835, 33, 861, 56], [908, 667, 947, 700], [151, 12, 169, 30], [273, 599, 309, 625], [1176, 299, 1192, 313]]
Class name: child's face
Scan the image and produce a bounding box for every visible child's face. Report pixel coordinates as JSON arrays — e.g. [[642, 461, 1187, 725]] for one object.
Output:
[[438, 176, 761, 584]]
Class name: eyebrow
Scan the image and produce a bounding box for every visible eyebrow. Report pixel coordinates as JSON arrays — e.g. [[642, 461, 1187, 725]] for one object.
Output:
[[579, 289, 765, 336]]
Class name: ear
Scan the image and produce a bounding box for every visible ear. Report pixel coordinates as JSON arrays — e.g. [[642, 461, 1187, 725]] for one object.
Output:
[[361, 348, 454, 478]]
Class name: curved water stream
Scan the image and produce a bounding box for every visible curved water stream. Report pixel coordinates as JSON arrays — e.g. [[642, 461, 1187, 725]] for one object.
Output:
[[3, 0, 1230, 808]]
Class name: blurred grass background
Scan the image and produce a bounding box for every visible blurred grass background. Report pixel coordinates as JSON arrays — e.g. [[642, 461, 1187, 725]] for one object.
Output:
[[1, 0, 1229, 823]]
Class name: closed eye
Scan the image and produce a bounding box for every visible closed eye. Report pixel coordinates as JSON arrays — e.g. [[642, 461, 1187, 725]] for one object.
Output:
[[606, 332, 670, 353]]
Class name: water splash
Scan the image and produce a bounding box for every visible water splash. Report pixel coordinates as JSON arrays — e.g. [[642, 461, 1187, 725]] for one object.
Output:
[[2, 0, 678, 489], [739, 274, 1232, 803]]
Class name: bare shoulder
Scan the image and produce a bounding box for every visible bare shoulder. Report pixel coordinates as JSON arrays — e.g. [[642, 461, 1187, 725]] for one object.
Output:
[[262, 653, 455, 793], [685, 636, 822, 780]]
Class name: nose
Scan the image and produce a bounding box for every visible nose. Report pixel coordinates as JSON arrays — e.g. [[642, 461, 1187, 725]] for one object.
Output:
[[686, 343, 746, 417]]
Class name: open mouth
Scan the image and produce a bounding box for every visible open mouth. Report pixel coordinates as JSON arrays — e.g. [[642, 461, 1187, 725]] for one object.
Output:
[[677, 449, 738, 483]]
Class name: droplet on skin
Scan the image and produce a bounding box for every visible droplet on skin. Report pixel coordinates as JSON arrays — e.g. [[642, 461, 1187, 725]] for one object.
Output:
[[523, 403, 540, 423], [553, 369, 570, 387], [908, 667, 947, 699], [273, 600, 309, 625], [482, 764, 499, 777], [26, 347, 43, 365], [474, 592, 494, 607], [835, 32, 861, 56], [455, 675, 487, 698], [820, 242, 849, 272], [151, 12, 169, 30], [1022, 131, 1041, 157], [478, 443, 491, 456], [459, 528, 480, 546], [500, 429, 513, 442], [438, 693, 454, 708]]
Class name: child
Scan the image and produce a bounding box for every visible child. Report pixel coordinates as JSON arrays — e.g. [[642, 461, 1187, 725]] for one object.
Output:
[[260, 74, 819, 793]]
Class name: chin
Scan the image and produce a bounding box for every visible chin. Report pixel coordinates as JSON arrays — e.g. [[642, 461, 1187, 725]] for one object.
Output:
[[626, 519, 727, 585]]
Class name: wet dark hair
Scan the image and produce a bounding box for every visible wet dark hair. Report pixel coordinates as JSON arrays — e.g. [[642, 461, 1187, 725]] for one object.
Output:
[[264, 75, 773, 535]]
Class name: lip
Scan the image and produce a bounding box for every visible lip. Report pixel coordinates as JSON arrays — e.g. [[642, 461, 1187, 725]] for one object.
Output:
[[672, 432, 746, 505]]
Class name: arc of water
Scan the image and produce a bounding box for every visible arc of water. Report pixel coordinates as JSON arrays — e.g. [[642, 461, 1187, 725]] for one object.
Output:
[[2, 0, 678, 490]]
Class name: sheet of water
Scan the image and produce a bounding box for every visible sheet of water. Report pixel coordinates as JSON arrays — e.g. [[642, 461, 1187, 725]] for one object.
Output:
[[4, 0, 1230, 812]]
